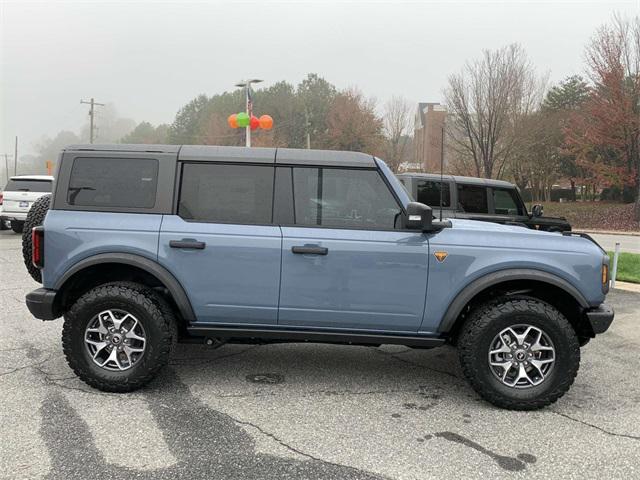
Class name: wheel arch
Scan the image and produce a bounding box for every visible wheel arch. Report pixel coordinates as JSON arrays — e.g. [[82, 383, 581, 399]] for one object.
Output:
[[54, 253, 195, 322], [438, 269, 590, 338]]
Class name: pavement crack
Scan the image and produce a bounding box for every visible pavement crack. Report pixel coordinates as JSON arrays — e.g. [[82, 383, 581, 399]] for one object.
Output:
[[220, 410, 388, 479], [0, 353, 58, 377], [551, 411, 640, 441]]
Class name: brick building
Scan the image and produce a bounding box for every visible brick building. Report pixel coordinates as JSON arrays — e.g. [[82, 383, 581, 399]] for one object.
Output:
[[414, 102, 447, 173]]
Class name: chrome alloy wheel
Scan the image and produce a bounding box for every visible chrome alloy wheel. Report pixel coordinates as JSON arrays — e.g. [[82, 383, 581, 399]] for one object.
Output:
[[84, 309, 146, 371], [488, 324, 556, 388]]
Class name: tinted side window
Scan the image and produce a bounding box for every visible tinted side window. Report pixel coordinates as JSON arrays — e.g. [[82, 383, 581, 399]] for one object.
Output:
[[493, 188, 522, 215], [178, 163, 273, 224], [4, 179, 52, 193], [416, 180, 451, 207], [457, 184, 488, 214], [67, 157, 158, 208], [292, 167, 401, 229]]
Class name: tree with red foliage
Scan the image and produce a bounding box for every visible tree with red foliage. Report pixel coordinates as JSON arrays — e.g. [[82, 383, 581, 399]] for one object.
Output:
[[564, 15, 640, 217], [326, 89, 385, 156]]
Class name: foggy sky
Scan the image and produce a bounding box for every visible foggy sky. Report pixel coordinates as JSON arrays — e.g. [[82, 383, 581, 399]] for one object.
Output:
[[1, 0, 638, 158]]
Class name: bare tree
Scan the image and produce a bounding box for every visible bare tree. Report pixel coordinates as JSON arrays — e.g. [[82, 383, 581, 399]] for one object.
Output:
[[444, 44, 544, 179], [383, 95, 413, 172]]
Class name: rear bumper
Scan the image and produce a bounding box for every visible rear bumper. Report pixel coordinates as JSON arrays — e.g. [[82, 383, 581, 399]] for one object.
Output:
[[26, 288, 60, 320], [585, 303, 614, 334], [0, 212, 27, 221]]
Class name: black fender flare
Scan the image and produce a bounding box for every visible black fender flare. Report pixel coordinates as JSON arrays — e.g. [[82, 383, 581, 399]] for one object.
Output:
[[54, 253, 196, 321], [437, 268, 589, 333]]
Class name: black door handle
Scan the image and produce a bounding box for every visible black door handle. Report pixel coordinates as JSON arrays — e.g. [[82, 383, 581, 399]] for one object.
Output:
[[291, 245, 328, 255], [170, 240, 206, 249]]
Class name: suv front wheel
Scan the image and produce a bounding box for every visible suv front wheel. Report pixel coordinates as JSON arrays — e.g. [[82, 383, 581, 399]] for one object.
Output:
[[62, 283, 176, 392], [458, 296, 580, 410]]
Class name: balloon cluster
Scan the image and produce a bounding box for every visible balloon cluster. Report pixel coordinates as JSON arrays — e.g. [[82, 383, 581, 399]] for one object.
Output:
[[228, 113, 273, 131]]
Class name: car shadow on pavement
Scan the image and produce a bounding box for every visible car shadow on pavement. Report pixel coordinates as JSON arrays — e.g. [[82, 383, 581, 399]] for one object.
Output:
[[40, 367, 387, 480]]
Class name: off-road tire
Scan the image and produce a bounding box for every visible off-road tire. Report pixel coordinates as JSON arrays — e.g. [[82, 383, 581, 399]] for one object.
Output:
[[11, 220, 24, 233], [21, 195, 50, 283], [458, 296, 580, 410], [62, 283, 176, 392]]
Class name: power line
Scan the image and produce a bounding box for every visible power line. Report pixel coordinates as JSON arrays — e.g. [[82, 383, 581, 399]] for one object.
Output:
[[80, 98, 105, 143]]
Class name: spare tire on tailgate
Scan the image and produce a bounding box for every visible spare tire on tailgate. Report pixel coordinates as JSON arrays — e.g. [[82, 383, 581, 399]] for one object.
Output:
[[22, 195, 51, 283]]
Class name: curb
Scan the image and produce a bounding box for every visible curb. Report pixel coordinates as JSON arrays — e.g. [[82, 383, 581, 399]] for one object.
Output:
[[613, 281, 640, 293], [575, 229, 640, 237]]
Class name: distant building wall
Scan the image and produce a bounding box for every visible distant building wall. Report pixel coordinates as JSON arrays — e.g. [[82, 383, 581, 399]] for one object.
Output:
[[414, 103, 447, 173]]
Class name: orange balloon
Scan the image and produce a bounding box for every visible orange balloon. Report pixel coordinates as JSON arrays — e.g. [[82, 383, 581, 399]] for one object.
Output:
[[227, 114, 238, 129], [259, 115, 273, 130]]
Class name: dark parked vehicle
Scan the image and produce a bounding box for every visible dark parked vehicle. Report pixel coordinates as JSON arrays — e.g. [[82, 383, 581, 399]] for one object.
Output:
[[397, 173, 571, 232], [24, 144, 612, 410]]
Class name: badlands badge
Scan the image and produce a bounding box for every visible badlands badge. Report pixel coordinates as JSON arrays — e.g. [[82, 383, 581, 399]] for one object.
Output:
[[433, 251, 448, 263]]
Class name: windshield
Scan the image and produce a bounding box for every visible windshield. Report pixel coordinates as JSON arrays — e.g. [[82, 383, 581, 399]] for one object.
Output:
[[4, 179, 52, 193]]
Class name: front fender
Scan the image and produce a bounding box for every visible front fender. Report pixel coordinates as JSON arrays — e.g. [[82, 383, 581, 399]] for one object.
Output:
[[436, 268, 589, 333]]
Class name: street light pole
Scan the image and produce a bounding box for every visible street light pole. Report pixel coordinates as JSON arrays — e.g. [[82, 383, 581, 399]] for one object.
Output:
[[235, 79, 262, 147]]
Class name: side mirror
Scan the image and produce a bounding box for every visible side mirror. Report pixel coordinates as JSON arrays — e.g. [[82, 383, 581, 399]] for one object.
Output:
[[405, 202, 434, 231], [532, 204, 544, 217]]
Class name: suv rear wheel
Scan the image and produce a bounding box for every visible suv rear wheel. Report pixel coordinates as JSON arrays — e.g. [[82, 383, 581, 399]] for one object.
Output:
[[62, 283, 176, 392], [458, 296, 580, 410], [11, 220, 24, 233]]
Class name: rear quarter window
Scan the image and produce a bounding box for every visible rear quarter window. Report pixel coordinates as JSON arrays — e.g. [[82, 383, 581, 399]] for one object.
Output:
[[416, 180, 451, 207], [457, 184, 488, 214], [4, 179, 52, 193], [67, 157, 159, 208]]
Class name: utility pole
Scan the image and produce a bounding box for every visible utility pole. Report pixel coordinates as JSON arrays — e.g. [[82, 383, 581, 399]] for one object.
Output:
[[234, 79, 262, 147], [3, 154, 12, 184], [80, 98, 105, 143], [14, 136, 18, 175], [304, 109, 311, 149]]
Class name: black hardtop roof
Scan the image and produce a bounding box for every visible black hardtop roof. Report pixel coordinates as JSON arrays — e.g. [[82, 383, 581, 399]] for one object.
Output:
[[64, 144, 376, 168], [397, 172, 515, 188]]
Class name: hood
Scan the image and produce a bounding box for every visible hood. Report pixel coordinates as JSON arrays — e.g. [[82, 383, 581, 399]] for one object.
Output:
[[446, 218, 604, 256], [448, 218, 555, 234]]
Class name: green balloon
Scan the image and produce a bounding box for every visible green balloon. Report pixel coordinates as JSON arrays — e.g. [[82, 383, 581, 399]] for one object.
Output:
[[236, 112, 250, 127]]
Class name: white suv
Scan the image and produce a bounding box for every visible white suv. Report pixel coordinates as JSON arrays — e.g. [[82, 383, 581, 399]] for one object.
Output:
[[0, 175, 53, 233]]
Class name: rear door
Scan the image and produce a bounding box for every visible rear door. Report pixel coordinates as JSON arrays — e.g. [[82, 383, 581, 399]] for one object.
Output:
[[2, 178, 52, 214], [277, 166, 430, 333], [159, 161, 282, 326]]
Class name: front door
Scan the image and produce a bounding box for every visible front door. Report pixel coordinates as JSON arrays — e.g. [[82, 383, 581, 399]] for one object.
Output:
[[159, 162, 281, 325], [277, 166, 430, 333]]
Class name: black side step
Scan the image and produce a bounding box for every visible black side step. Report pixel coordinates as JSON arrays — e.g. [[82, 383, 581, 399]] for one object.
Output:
[[186, 326, 445, 348]]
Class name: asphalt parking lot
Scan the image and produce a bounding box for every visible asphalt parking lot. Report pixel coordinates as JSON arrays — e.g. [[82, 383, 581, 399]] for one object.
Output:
[[1, 229, 639, 480]]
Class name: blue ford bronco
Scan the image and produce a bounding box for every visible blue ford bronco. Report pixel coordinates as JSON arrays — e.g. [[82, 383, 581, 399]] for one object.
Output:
[[24, 144, 613, 410]]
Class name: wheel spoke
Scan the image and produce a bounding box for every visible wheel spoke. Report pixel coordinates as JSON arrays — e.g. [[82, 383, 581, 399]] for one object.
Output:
[[512, 326, 533, 346], [489, 337, 511, 356], [96, 311, 112, 334], [514, 363, 533, 385], [501, 363, 516, 383], [124, 345, 144, 354], [124, 329, 145, 343], [531, 342, 554, 353], [121, 348, 133, 367], [90, 342, 108, 359]]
